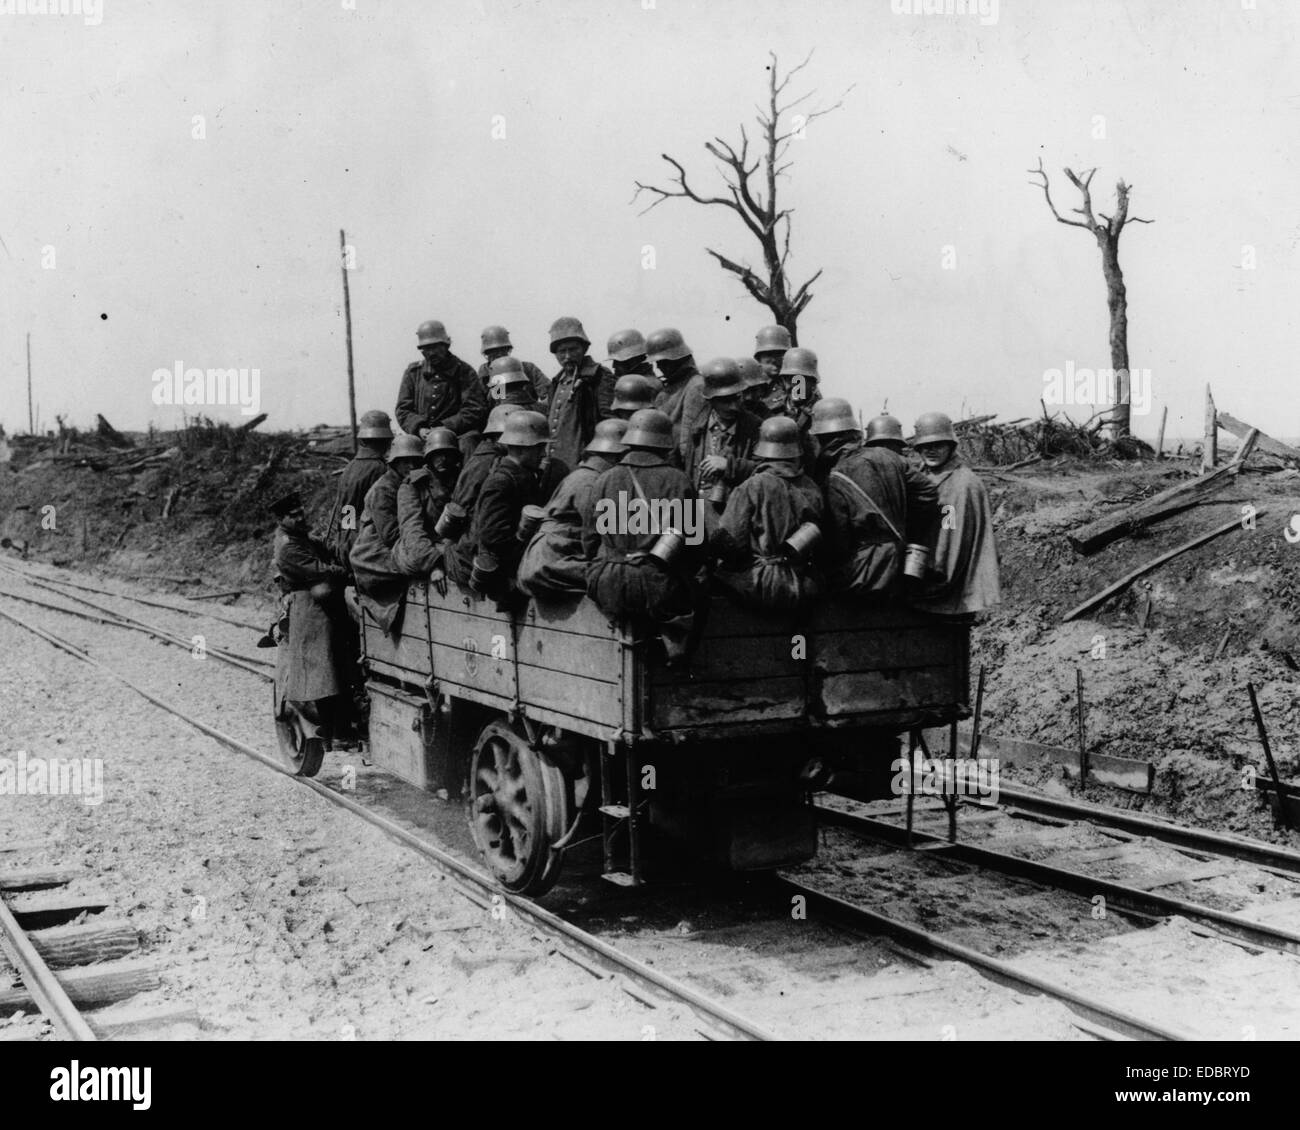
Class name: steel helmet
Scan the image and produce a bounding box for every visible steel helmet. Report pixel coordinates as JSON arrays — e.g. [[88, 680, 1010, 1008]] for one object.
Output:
[[700, 357, 745, 399], [585, 418, 629, 456], [808, 398, 859, 437], [607, 328, 648, 363], [483, 403, 520, 437], [911, 411, 958, 446], [548, 316, 590, 352], [622, 408, 675, 450], [486, 356, 531, 398], [611, 374, 658, 412], [779, 347, 819, 379], [416, 320, 451, 347], [865, 414, 905, 446], [753, 325, 793, 356], [480, 325, 512, 353], [754, 415, 801, 460], [387, 433, 426, 463], [356, 409, 394, 440], [501, 410, 550, 447], [422, 427, 460, 457], [735, 357, 768, 389], [646, 327, 692, 363]]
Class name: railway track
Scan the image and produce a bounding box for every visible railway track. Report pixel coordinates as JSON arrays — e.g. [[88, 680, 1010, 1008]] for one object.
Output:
[[0, 594, 777, 1042], [4, 563, 1298, 1040]]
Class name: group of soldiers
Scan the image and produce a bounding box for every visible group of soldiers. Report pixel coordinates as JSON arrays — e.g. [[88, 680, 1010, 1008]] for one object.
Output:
[[268, 316, 1001, 713]]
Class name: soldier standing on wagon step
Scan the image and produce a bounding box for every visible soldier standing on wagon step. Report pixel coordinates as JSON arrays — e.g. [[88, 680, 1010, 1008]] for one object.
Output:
[[812, 399, 939, 601], [583, 408, 704, 668], [395, 320, 488, 459], [269, 491, 354, 742], [477, 325, 549, 404], [327, 409, 392, 570], [517, 418, 628, 599], [711, 416, 824, 611], [545, 316, 615, 470], [909, 411, 1001, 616]]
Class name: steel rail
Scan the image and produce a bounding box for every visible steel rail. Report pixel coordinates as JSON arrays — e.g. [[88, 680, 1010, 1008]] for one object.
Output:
[[0, 891, 97, 1041], [0, 599, 778, 1042], [774, 874, 1190, 1042], [818, 805, 1300, 957]]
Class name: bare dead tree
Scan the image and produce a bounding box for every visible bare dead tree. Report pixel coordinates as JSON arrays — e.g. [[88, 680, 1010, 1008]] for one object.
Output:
[[633, 51, 854, 344], [1028, 157, 1154, 439]]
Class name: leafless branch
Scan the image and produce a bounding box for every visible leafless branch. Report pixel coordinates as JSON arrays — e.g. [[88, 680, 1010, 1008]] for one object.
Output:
[[1027, 158, 1091, 229]]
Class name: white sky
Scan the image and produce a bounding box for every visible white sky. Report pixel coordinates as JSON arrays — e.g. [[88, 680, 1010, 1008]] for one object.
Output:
[[2, 0, 1297, 442]]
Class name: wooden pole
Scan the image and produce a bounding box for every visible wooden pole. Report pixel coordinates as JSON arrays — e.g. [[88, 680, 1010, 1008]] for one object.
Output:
[[1247, 682, 1288, 830], [340, 228, 358, 455], [1202, 384, 1217, 472], [1155, 405, 1167, 460], [1076, 667, 1088, 789], [26, 332, 33, 436]]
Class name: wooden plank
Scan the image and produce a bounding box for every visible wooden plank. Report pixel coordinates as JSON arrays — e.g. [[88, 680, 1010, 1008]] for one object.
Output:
[[649, 633, 802, 685], [517, 664, 624, 731], [90, 1003, 200, 1037], [650, 676, 805, 729], [820, 667, 956, 717], [515, 622, 622, 683], [814, 626, 960, 672], [1063, 512, 1262, 622], [1217, 411, 1300, 464], [1202, 384, 1217, 472], [939, 725, 1154, 793], [366, 685, 434, 790], [1066, 458, 1246, 555], [0, 957, 164, 1016], [1129, 861, 1238, 891], [6, 892, 109, 929], [30, 920, 139, 969], [0, 867, 79, 892]]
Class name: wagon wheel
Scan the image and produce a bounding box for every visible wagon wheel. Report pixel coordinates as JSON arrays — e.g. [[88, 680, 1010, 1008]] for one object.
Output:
[[273, 693, 327, 779], [468, 720, 570, 896]]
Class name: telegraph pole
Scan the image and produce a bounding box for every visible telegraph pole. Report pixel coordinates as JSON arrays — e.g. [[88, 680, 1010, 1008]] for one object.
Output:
[[26, 332, 34, 435], [339, 229, 358, 454]]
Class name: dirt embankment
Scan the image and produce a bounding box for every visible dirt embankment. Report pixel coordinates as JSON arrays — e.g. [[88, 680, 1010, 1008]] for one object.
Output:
[[3, 435, 1299, 840]]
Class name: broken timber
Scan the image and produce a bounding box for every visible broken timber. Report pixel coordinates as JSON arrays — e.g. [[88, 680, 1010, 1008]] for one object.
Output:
[[1217, 411, 1300, 466], [931, 724, 1154, 793], [1067, 428, 1258, 554], [1063, 509, 1265, 622]]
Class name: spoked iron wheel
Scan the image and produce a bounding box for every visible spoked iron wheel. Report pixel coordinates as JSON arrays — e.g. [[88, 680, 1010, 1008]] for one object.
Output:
[[273, 692, 327, 778], [469, 720, 570, 896]]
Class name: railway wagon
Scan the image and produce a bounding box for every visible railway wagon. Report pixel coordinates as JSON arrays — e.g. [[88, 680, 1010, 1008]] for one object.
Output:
[[342, 582, 969, 896]]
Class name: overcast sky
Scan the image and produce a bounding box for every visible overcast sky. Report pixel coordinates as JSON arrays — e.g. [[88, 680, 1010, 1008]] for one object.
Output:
[[3, 0, 1297, 442]]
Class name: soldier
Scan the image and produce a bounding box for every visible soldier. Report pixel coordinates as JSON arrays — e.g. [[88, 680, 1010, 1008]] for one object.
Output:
[[753, 324, 793, 406], [610, 374, 659, 421], [451, 403, 518, 522], [736, 357, 776, 420], [395, 319, 488, 450], [909, 412, 1001, 616], [391, 427, 463, 587], [477, 325, 549, 403], [781, 347, 822, 439], [712, 416, 824, 610], [326, 409, 392, 569], [808, 398, 863, 484], [607, 329, 657, 380], [647, 327, 706, 434], [518, 419, 628, 600], [679, 358, 762, 526], [269, 490, 353, 740], [485, 356, 540, 407], [813, 400, 939, 600], [864, 414, 908, 457], [447, 411, 551, 601], [583, 408, 703, 668], [545, 316, 615, 470], [349, 433, 425, 634]]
